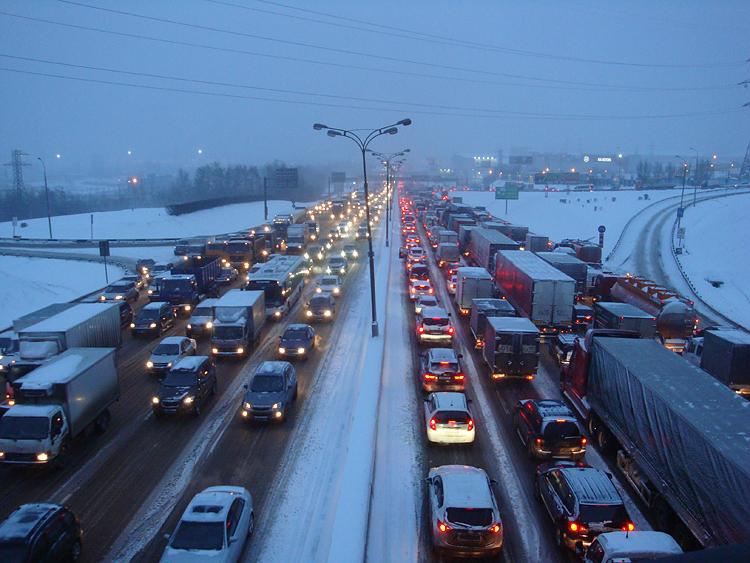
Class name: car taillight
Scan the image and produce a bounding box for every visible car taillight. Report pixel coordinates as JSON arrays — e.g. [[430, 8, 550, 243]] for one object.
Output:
[[410, 287, 415, 293], [418, 325, 425, 334], [623, 522, 635, 532], [467, 418, 474, 431], [429, 417, 437, 430], [581, 436, 587, 445], [428, 288, 433, 294], [489, 523, 500, 534], [423, 373, 438, 380], [447, 326, 454, 335], [453, 373, 464, 380], [535, 437, 543, 446], [437, 520, 451, 533], [568, 521, 587, 534]]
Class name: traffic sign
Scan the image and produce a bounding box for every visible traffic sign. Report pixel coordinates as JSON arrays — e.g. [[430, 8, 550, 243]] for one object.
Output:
[[495, 186, 519, 200], [99, 240, 110, 257]]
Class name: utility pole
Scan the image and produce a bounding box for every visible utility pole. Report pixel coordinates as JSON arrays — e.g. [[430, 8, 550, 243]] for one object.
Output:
[[263, 176, 268, 221], [4, 149, 30, 218], [37, 157, 53, 238]]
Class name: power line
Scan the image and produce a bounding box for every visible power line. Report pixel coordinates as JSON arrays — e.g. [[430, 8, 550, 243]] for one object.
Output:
[[1, 65, 742, 121], [53, 0, 736, 91], [206, 0, 744, 69], [2, 11, 734, 94]]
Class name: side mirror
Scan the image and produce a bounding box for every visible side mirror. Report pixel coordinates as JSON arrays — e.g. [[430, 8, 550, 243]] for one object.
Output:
[[490, 479, 499, 486], [243, 384, 248, 390], [457, 353, 463, 359]]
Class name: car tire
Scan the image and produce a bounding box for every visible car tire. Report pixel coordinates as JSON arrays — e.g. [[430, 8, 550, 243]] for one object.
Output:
[[70, 539, 82, 561], [95, 410, 111, 433]]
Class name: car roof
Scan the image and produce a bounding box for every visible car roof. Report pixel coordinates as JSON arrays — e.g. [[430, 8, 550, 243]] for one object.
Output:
[[596, 531, 682, 556], [142, 301, 169, 310], [411, 278, 431, 286], [285, 323, 312, 332], [0, 503, 61, 541], [159, 336, 189, 345], [432, 392, 469, 411], [560, 467, 622, 504], [255, 360, 289, 376], [529, 399, 574, 419], [171, 356, 208, 371], [421, 306, 448, 318], [183, 488, 247, 523], [428, 348, 458, 362], [431, 465, 494, 509], [417, 295, 438, 302]]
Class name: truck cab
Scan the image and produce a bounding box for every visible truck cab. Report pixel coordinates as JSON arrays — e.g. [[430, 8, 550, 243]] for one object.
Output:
[[211, 311, 251, 357], [160, 274, 199, 314]]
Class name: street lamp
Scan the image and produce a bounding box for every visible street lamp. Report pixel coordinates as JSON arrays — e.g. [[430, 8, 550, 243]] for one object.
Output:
[[674, 155, 689, 233], [369, 149, 409, 249], [689, 147, 699, 205], [313, 118, 412, 337], [36, 157, 53, 239]]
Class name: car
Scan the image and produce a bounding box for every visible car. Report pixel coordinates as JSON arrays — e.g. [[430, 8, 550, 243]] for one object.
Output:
[[98, 280, 139, 302], [305, 243, 325, 263], [416, 307, 454, 345], [342, 244, 359, 260], [419, 347, 464, 392], [240, 361, 297, 422], [552, 333, 577, 367], [583, 531, 682, 562], [573, 304, 594, 328], [186, 298, 218, 338], [356, 225, 369, 239], [513, 399, 587, 460], [535, 462, 634, 552], [407, 263, 430, 281], [136, 258, 156, 278], [0, 503, 82, 561], [152, 356, 217, 417], [315, 275, 342, 297], [337, 221, 350, 236], [426, 465, 503, 558], [409, 279, 433, 302], [121, 273, 147, 291], [327, 228, 340, 240], [278, 323, 315, 359], [447, 274, 458, 295], [117, 301, 134, 327], [160, 486, 253, 563], [414, 294, 439, 315], [424, 392, 475, 444], [130, 301, 176, 337], [216, 266, 239, 286], [407, 246, 426, 264], [305, 294, 336, 322], [146, 336, 197, 376], [325, 256, 348, 275]]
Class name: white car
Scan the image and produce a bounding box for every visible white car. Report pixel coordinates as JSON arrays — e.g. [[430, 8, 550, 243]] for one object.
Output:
[[424, 392, 475, 444], [414, 294, 439, 315], [583, 531, 682, 562], [409, 279, 433, 302], [315, 275, 342, 296], [161, 486, 254, 563], [147, 336, 197, 376]]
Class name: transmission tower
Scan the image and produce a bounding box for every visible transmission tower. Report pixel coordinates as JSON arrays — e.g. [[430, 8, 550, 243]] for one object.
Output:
[[3, 149, 30, 217], [739, 140, 750, 181]]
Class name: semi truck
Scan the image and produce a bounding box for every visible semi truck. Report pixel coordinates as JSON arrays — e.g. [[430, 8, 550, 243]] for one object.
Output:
[[455, 267, 494, 315], [469, 298, 516, 348], [0, 347, 119, 465], [689, 328, 750, 396], [524, 234, 550, 253], [536, 251, 589, 295], [482, 316, 539, 381], [562, 330, 750, 548], [593, 301, 656, 338], [494, 250, 575, 334], [436, 243, 460, 268], [468, 228, 519, 273], [210, 289, 265, 357]]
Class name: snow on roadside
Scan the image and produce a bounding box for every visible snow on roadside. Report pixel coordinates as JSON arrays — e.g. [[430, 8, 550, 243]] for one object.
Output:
[[0, 256, 124, 329], [37, 245, 177, 264]]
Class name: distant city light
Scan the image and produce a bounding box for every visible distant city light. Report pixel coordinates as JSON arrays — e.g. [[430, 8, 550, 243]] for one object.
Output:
[[127, 150, 132, 156], [197, 148, 203, 155], [712, 154, 717, 160], [55, 154, 61, 159], [128, 176, 140, 186]]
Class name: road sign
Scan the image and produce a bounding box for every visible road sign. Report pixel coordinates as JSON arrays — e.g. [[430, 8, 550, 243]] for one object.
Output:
[[677, 207, 684, 218], [677, 227, 686, 239], [495, 186, 519, 200], [99, 240, 110, 257], [598, 225, 606, 233], [273, 167, 299, 190]]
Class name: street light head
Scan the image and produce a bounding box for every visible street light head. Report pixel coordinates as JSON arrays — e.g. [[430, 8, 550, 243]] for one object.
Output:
[[398, 118, 412, 126], [327, 130, 341, 138], [386, 127, 398, 135], [403, 148, 411, 153], [313, 123, 328, 130]]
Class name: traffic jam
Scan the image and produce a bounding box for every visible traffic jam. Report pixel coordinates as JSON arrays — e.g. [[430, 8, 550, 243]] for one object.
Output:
[[395, 192, 743, 561]]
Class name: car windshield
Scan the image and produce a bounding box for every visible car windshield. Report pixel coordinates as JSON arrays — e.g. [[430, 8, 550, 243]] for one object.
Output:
[[153, 343, 180, 355], [170, 520, 224, 551], [227, 242, 249, 252], [162, 370, 198, 387], [320, 278, 337, 286], [543, 421, 581, 442], [423, 317, 448, 327], [446, 507, 493, 527], [434, 410, 470, 424], [0, 543, 27, 562], [138, 309, 160, 320], [193, 307, 212, 317], [213, 326, 244, 340], [578, 503, 629, 527], [310, 296, 330, 307], [283, 329, 308, 340], [251, 375, 284, 392], [0, 416, 49, 440]]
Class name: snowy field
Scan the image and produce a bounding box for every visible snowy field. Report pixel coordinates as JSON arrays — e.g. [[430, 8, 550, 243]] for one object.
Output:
[[678, 193, 750, 329], [0, 256, 125, 329], [0, 199, 307, 240], [458, 189, 676, 254]]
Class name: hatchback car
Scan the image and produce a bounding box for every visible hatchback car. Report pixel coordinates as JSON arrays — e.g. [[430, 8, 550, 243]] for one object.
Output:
[[152, 356, 217, 417], [414, 294, 439, 315], [416, 307, 454, 345], [583, 531, 682, 563], [305, 294, 336, 322], [241, 361, 297, 422], [419, 347, 464, 392], [99, 280, 138, 302], [326, 256, 348, 276], [426, 465, 503, 558], [216, 267, 239, 286], [315, 275, 342, 297], [535, 462, 634, 552], [278, 324, 315, 359], [407, 263, 430, 282], [407, 246, 426, 264], [130, 301, 176, 337], [160, 486, 253, 563], [513, 399, 587, 460], [409, 279, 433, 302], [0, 503, 82, 562], [186, 298, 218, 338], [146, 336, 197, 376], [342, 244, 359, 260], [424, 392, 475, 445]]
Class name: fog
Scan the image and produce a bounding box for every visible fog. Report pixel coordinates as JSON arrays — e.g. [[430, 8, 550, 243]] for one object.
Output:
[[1, 0, 748, 173]]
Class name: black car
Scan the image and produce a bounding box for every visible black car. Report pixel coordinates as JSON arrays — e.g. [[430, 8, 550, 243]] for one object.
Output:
[[152, 356, 217, 417], [513, 399, 587, 460], [117, 301, 134, 328], [0, 503, 82, 562], [240, 361, 298, 422], [535, 461, 634, 552], [278, 324, 316, 360], [130, 302, 175, 337], [305, 294, 336, 322]]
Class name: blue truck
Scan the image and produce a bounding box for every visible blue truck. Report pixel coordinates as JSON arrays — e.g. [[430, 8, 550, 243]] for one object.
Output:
[[158, 257, 221, 314]]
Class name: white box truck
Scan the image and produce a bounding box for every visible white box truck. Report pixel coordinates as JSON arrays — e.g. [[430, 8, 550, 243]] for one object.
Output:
[[210, 289, 265, 357], [455, 267, 494, 315]]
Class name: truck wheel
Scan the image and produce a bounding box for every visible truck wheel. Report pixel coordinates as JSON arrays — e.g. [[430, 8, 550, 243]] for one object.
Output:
[[96, 410, 111, 433], [587, 415, 598, 436], [596, 427, 612, 453], [70, 539, 82, 561]]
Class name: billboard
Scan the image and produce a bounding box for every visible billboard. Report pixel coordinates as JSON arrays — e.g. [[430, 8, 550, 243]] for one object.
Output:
[[273, 167, 298, 190]]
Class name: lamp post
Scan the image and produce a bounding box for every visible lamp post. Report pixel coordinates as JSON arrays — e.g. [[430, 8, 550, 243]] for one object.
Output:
[[674, 155, 688, 233], [37, 157, 53, 239], [689, 147, 699, 206], [313, 119, 412, 337], [370, 149, 409, 248]]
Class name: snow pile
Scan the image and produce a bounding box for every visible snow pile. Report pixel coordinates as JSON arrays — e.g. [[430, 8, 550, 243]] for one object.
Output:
[[457, 189, 675, 254], [0, 199, 306, 240], [0, 256, 125, 330]]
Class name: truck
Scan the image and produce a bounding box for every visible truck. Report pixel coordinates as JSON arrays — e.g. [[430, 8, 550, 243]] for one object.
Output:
[[593, 301, 656, 338], [210, 289, 265, 357], [285, 224, 307, 255], [469, 298, 516, 348], [435, 229, 458, 248], [436, 243, 460, 268], [161, 257, 221, 312], [484, 222, 528, 243], [226, 238, 254, 271], [536, 251, 589, 295], [494, 250, 575, 334], [455, 267, 494, 315], [524, 234, 550, 253], [0, 347, 119, 466], [468, 228, 519, 273], [482, 316, 540, 381], [272, 214, 294, 241], [562, 331, 750, 548], [695, 328, 750, 395]]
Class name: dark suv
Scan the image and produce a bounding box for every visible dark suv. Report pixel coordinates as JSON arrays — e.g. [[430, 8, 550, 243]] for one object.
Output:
[[131, 301, 175, 337], [151, 356, 217, 417], [0, 503, 82, 562], [513, 399, 587, 460], [419, 348, 464, 393], [240, 361, 298, 422], [535, 462, 634, 552]]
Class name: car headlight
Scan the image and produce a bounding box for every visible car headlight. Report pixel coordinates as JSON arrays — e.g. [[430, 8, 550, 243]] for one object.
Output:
[[316, 287, 322, 293], [237, 347, 244, 354], [244, 262, 250, 269], [333, 288, 340, 294], [279, 347, 286, 354], [353, 250, 358, 257], [183, 396, 194, 405], [149, 322, 157, 329], [167, 362, 172, 368], [130, 322, 136, 328], [184, 305, 191, 312], [152, 396, 160, 404], [99, 295, 106, 301], [187, 323, 192, 330], [274, 311, 282, 318], [36, 452, 49, 462], [206, 321, 213, 329], [147, 289, 153, 295], [317, 253, 323, 260], [146, 360, 154, 368], [272, 402, 281, 409], [340, 251, 346, 258], [297, 347, 306, 354], [340, 268, 345, 274], [244, 402, 252, 410], [304, 253, 310, 260], [115, 295, 123, 300], [323, 310, 332, 317], [306, 310, 313, 317], [212, 347, 219, 354]]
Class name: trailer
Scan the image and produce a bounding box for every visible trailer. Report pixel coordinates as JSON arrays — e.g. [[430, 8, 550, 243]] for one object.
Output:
[[482, 316, 539, 381], [524, 234, 550, 253], [210, 289, 265, 357], [494, 250, 575, 334], [455, 267, 494, 315], [468, 228, 519, 273], [699, 328, 750, 395], [593, 302, 656, 338], [469, 298, 516, 348], [562, 332, 750, 548], [436, 243, 460, 267], [536, 251, 589, 294]]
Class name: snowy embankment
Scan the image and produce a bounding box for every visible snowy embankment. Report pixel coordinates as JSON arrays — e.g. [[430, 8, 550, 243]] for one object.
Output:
[[459, 189, 675, 255], [675, 192, 750, 329], [0, 256, 125, 329], [0, 199, 305, 240]]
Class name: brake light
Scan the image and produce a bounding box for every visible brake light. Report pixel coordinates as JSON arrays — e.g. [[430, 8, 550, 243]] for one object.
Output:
[[418, 325, 425, 334], [429, 417, 438, 430], [467, 418, 474, 431], [428, 288, 433, 294], [535, 437, 543, 446], [448, 326, 454, 335], [437, 520, 451, 533], [423, 373, 438, 380], [453, 373, 464, 381], [489, 523, 500, 534], [568, 521, 586, 534], [410, 287, 415, 294], [581, 437, 587, 445], [623, 522, 636, 532]]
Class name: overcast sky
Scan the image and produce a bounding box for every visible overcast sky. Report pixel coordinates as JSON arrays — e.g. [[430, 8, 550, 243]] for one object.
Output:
[[1, 0, 748, 174]]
